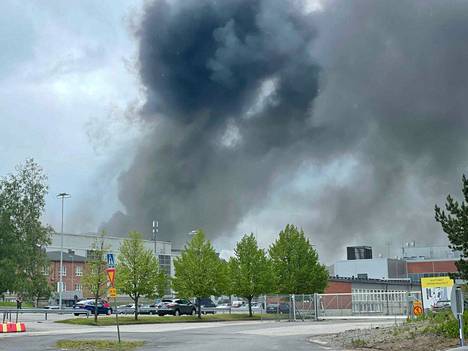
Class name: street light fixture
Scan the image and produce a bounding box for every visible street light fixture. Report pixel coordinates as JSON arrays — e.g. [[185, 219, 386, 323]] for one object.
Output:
[[57, 192, 71, 309]]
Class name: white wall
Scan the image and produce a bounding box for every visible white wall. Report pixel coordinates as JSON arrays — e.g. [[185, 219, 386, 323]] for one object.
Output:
[[334, 258, 390, 279]]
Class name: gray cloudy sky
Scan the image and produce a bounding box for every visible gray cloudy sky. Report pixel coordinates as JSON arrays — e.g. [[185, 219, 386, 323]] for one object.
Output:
[[0, 0, 143, 232], [2, 0, 467, 264]]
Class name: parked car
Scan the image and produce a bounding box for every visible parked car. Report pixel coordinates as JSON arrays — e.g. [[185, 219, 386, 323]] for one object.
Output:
[[117, 304, 134, 315], [73, 299, 112, 316], [432, 300, 451, 312], [231, 300, 246, 308], [266, 303, 290, 314], [140, 304, 158, 315], [215, 302, 231, 312], [236, 302, 264, 313], [195, 298, 217, 314], [157, 298, 196, 316]]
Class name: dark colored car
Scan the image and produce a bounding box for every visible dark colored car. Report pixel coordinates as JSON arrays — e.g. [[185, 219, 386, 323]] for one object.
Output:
[[157, 298, 196, 316], [73, 299, 113, 316], [266, 303, 290, 314], [195, 298, 217, 314]]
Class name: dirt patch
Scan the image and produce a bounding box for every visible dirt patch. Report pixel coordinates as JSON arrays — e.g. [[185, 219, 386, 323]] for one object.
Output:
[[310, 320, 460, 351]]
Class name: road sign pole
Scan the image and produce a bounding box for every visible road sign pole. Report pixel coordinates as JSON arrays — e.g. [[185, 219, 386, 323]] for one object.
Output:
[[115, 296, 121, 344], [106, 253, 120, 344], [458, 313, 465, 347], [451, 285, 464, 346]]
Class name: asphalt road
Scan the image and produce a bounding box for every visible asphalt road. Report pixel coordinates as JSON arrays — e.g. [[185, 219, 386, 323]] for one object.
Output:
[[0, 318, 398, 351]]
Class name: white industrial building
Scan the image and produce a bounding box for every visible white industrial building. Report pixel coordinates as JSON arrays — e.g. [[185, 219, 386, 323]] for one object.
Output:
[[334, 257, 408, 280]]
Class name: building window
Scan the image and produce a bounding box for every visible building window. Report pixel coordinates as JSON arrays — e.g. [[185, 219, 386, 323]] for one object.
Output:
[[158, 255, 171, 276], [74, 284, 82, 291], [60, 266, 67, 277], [75, 266, 83, 276], [42, 266, 49, 276]]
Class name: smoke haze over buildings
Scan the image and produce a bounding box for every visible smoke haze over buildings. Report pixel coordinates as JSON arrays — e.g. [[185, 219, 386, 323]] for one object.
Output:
[[101, 0, 468, 260]]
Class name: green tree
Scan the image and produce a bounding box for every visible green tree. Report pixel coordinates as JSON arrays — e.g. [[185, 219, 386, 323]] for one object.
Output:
[[435, 175, 468, 279], [20, 260, 52, 307], [229, 233, 272, 317], [0, 159, 53, 301], [116, 231, 167, 320], [82, 233, 108, 323], [173, 230, 228, 318], [269, 224, 328, 294]]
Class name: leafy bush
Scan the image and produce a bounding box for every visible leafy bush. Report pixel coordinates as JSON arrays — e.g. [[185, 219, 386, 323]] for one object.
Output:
[[421, 310, 468, 338]]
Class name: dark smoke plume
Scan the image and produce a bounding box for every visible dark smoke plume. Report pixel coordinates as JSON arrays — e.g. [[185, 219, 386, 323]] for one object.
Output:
[[103, 0, 468, 260], [103, 0, 324, 245]]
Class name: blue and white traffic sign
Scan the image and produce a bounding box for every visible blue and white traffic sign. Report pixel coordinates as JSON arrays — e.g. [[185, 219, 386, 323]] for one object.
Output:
[[107, 253, 115, 267]]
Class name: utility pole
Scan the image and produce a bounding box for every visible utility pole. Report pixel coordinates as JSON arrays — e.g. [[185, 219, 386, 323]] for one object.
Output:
[[152, 220, 159, 256], [57, 192, 71, 309]]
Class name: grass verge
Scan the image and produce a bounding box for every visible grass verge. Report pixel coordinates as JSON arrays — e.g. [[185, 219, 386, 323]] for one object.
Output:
[[57, 313, 279, 326], [413, 310, 468, 338], [0, 301, 33, 308], [56, 339, 144, 351]]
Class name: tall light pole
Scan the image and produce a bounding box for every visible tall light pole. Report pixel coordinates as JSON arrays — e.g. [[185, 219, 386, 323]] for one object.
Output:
[[152, 220, 159, 256], [57, 192, 71, 309]]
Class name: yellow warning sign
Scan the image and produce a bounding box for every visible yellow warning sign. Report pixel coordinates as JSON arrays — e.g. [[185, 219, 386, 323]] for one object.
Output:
[[421, 276, 453, 288], [108, 287, 117, 298], [106, 268, 116, 287], [413, 300, 423, 316]]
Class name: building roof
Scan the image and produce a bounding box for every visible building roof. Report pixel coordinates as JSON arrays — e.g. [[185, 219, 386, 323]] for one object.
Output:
[[52, 232, 171, 245], [47, 251, 87, 263], [405, 258, 460, 263], [329, 276, 420, 287]]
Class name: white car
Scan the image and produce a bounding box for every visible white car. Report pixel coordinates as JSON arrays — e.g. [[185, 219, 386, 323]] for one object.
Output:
[[235, 302, 264, 312], [231, 300, 246, 308]]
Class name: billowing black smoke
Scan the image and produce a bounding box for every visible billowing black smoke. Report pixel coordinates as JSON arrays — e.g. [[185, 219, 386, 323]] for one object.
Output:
[[102, 0, 468, 259], [102, 0, 324, 245]]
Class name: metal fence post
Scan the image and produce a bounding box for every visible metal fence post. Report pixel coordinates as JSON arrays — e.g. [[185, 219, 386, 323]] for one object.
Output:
[[292, 294, 297, 321], [314, 293, 319, 321]]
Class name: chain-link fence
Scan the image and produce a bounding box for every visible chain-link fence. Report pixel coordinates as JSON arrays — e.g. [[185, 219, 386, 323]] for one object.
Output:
[[263, 294, 317, 320], [261, 291, 422, 320]]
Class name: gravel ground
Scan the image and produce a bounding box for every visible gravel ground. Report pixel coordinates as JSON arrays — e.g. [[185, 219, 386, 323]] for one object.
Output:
[[310, 320, 460, 351]]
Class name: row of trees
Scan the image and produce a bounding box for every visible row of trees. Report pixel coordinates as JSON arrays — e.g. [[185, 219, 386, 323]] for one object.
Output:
[[174, 225, 328, 318], [0, 159, 53, 305], [84, 225, 327, 320]]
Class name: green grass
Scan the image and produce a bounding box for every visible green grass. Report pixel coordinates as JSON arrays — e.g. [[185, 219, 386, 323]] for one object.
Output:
[[0, 301, 33, 308], [55, 339, 144, 351], [57, 313, 278, 326]]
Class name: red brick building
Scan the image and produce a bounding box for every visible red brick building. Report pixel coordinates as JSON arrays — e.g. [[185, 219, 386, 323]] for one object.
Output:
[[47, 251, 87, 305], [406, 259, 458, 283]]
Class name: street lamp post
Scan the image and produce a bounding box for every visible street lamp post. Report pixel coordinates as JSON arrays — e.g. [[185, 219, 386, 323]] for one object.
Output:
[[152, 220, 159, 256], [57, 192, 71, 309]]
